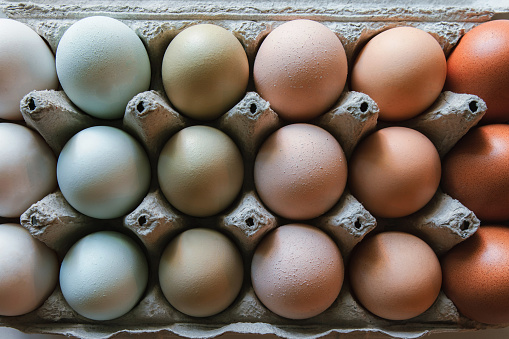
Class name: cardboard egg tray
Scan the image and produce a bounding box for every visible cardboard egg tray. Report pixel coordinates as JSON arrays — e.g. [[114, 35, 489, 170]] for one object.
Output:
[[1, 0, 508, 338]]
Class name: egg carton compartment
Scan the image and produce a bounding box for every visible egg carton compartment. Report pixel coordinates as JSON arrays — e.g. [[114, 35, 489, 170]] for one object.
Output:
[[1, 0, 507, 338]]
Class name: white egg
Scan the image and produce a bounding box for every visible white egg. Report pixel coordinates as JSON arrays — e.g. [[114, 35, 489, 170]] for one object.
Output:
[[59, 231, 148, 321], [56, 16, 151, 120], [0, 19, 58, 120], [57, 126, 151, 219], [0, 223, 59, 316], [0, 123, 57, 218]]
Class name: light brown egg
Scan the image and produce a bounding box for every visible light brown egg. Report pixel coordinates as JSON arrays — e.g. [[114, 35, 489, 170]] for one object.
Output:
[[254, 123, 347, 220], [351, 26, 446, 121], [348, 126, 441, 218], [442, 226, 509, 324], [349, 231, 442, 321], [253, 19, 348, 121], [445, 20, 509, 123], [251, 224, 344, 319], [442, 124, 509, 222]]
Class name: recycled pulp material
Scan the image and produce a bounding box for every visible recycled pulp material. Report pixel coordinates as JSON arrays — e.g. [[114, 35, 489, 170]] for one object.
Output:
[[1, 0, 508, 338]]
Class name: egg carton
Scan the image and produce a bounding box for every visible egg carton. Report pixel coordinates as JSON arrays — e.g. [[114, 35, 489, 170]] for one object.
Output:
[[1, 0, 508, 338]]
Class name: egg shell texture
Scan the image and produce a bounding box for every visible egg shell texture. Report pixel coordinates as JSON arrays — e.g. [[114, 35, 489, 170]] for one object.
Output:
[[445, 20, 509, 123], [0, 223, 58, 316], [251, 224, 344, 320], [59, 231, 148, 321], [55, 16, 151, 120], [0, 123, 57, 218], [0, 19, 58, 120], [253, 19, 348, 121], [349, 231, 442, 321], [351, 26, 447, 121], [158, 228, 244, 317], [442, 226, 509, 325], [254, 123, 347, 220], [348, 126, 441, 218], [441, 124, 509, 222]]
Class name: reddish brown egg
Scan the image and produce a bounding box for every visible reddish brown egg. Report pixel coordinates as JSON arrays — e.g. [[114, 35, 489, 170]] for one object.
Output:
[[348, 127, 441, 218], [445, 20, 509, 123], [442, 226, 509, 324], [442, 124, 509, 222], [349, 231, 442, 320]]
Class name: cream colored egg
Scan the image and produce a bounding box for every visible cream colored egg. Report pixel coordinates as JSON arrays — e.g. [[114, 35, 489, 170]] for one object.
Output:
[[0, 224, 59, 316], [159, 228, 244, 317], [162, 24, 249, 120], [0, 19, 58, 120], [157, 126, 244, 217], [0, 123, 57, 218]]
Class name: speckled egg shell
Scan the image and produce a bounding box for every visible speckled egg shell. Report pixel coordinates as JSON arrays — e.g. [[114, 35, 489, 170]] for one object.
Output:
[[441, 124, 509, 222], [442, 226, 509, 325], [251, 224, 344, 320], [253, 19, 348, 121], [445, 20, 509, 123]]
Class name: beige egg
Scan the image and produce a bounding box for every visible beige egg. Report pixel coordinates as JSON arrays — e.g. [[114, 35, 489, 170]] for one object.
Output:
[[162, 24, 249, 120], [254, 123, 347, 220], [159, 228, 244, 317], [157, 126, 244, 217], [0, 223, 59, 316], [348, 126, 441, 218], [349, 231, 442, 320], [251, 224, 344, 319], [351, 26, 446, 121]]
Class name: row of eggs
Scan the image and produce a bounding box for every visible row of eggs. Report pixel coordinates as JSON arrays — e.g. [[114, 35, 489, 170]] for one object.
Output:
[[1, 16, 508, 124]]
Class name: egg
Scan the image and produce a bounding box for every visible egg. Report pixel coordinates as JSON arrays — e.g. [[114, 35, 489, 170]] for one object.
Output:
[[445, 20, 509, 123], [349, 231, 442, 320], [442, 226, 509, 324], [56, 16, 151, 120], [57, 126, 151, 219], [59, 231, 148, 321], [251, 224, 344, 319], [351, 26, 447, 121], [161, 24, 249, 120], [253, 19, 348, 121], [159, 228, 244, 317], [0, 123, 57, 218], [254, 123, 347, 220], [348, 126, 441, 218], [441, 124, 509, 222], [157, 126, 244, 217], [0, 223, 58, 316], [0, 19, 59, 120]]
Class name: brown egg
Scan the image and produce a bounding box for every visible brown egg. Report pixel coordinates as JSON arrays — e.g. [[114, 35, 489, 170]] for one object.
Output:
[[441, 124, 509, 222], [253, 19, 348, 121], [251, 224, 344, 319], [442, 226, 509, 324], [349, 231, 442, 321], [445, 20, 509, 123], [348, 127, 441, 218], [254, 123, 347, 220], [351, 26, 447, 121]]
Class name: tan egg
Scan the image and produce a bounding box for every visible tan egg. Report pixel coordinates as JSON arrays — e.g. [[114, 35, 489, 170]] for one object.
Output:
[[159, 228, 244, 317], [0, 224, 59, 316], [157, 126, 244, 217], [348, 126, 441, 218], [251, 224, 344, 319], [351, 26, 446, 121], [253, 19, 348, 121], [162, 24, 249, 121], [349, 231, 442, 320], [254, 123, 347, 220]]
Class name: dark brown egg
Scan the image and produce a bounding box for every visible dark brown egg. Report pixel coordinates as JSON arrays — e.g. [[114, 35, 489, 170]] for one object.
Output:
[[442, 124, 509, 222], [442, 226, 509, 324], [445, 20, 509, 123]]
